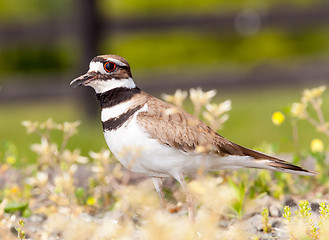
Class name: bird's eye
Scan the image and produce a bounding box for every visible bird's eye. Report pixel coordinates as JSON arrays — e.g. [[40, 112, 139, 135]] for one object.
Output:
[[104, 62, 116, 72]]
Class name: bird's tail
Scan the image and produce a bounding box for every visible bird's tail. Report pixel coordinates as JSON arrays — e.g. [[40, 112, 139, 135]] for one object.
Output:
[[235, 144, 316, 176]]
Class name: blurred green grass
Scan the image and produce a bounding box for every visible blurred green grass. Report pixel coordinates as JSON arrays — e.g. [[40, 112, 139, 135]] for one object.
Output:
[[0, 0, 73, 23], [219, 87, 329, 152], [0, 0, 320, 22], [2, 28, 328, 78], [101, 0, 322, 17], [1, 0, 328, 170], [1, 1, 329, 78], [0, 100, 105, 165], [1, 87, 328, 165], [0, 41, 76, 75], [108, 28, 329, 74]]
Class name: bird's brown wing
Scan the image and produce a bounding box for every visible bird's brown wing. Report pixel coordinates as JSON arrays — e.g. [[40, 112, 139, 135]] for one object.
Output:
[[136, 92, 315, 176], [136, 92, 243, 156]]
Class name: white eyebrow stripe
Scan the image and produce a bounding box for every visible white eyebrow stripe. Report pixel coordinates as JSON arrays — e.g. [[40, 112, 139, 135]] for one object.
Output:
[[105, 57, 127, 67], [89, 61, 107, 74]]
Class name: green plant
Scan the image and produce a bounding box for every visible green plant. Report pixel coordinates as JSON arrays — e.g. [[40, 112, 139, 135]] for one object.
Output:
[[20, 119, 87, 210], [290, 86, 329, 185], [2, 86, 329, 238], [2, 141, 19, 167], [284, 200, 329, 240], [261, 208, 271, 233], [16, 219, 26, 240], [318, 202, 329, 238], [272, 85, 328, 196], [284, 200, 325, 240], [319, 201, 329, 222], [300, 200, 317, 239], [283, 205, 291, 222], [228, 179, 245, 218], [20, 119, 130, 214]]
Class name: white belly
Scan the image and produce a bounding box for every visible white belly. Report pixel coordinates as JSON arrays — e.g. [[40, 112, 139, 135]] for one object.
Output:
[[105, 126, 250, 181], [103, 115, 187, 178], [102, 105, 252, 180]]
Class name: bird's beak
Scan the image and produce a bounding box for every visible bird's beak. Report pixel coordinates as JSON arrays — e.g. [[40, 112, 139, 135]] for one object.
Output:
[[70, 72, 97, 87]]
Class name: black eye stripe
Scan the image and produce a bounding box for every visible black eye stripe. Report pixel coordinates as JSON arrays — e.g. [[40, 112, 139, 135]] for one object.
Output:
[[120, 65, 128, 70]]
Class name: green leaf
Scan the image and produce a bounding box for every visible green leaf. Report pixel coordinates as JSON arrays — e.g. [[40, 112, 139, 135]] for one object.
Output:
[[4, 202, 28, 213], [75, 187, 85, 198], [22, 208, 32, 218]]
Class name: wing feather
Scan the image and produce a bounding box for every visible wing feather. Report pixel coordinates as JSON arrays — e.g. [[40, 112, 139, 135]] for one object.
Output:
[[136, 92, 315, 175], [137, 92, 238, 155]]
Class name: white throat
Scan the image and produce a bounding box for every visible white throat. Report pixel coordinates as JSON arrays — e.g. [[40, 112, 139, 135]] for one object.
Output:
[[86, 77, 136, 93]]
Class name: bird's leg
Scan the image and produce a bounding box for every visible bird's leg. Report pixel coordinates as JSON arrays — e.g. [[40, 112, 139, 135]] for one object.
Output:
[[152, 177, 165, 208], [178, 173, 195, 222]]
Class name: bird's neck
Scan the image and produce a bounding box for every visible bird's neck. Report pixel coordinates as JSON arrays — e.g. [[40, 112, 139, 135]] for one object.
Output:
[[96, 86, 141, 109], [97, 86, 145, 132], [88, 77, 136, 94]]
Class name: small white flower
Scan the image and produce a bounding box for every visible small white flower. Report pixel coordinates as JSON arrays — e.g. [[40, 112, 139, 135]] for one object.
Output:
[[161, 89, 188, 108], [22, 120, 39, 134], [291, 102, 307, 118], [36, 171, 49, 184], [203, 100, 231, 131], [26, 171, 49, 187], [202, 112, 215, 125], [303, 89, 313, 102], [205, 100, 231, 117], [69, 164, 78, 174], [189, 88, 217, 106], [60, 149, 88, 164], [219, 114, 229, 125], [302, 85, 326, 102], [54, 173, 74, 194], [31, 137, 58, 158], [39, 118, 57, 130], [91, 166, 103, 173], [312, 85, 326, 98], [89, 149, 111, 162], [57, 121, 80, 136]]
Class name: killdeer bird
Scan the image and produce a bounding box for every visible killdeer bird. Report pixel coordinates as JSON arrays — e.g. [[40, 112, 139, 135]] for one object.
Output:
[[71, 54, 315, 218]]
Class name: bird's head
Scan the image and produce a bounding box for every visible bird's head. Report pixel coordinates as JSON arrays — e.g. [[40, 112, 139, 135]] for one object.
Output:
[[70, 55, 135, 93]]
